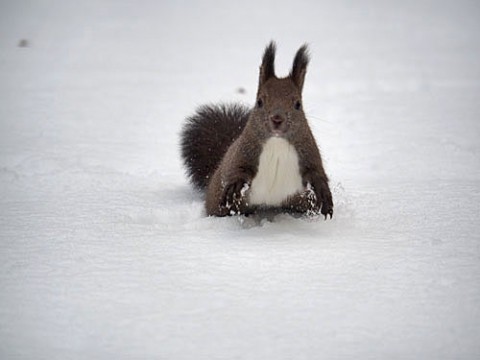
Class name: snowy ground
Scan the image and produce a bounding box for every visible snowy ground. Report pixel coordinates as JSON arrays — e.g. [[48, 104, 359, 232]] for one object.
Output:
[[1, 0, 480, 359]]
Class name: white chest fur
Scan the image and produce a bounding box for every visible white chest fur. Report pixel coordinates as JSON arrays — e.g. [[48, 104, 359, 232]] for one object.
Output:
[[248, 137, 304, 206]]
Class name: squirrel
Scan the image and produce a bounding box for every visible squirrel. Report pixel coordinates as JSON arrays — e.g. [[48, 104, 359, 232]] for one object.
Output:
[[180, 41, 333, 218]]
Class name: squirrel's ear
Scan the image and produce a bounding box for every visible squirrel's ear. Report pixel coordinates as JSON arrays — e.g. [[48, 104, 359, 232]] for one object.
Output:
[[259, 41, 276, 86], [290, 44, 310, 91]]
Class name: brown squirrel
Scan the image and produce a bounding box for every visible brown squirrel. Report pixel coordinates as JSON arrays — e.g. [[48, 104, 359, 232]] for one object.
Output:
[[181, 41, 333, 218]]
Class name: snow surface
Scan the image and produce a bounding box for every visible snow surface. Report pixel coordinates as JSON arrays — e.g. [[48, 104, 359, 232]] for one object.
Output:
[[1, 0, 480, 359]]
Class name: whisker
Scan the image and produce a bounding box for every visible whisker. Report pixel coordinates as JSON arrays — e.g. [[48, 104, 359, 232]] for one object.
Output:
[[305, 112, 331, 124]]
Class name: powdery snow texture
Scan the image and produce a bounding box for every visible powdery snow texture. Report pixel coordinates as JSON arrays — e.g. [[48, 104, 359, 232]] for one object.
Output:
[[1, 1, 479, 359]]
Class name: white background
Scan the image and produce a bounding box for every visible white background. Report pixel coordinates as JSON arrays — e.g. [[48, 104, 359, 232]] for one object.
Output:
[[1, 0, 479, 358]]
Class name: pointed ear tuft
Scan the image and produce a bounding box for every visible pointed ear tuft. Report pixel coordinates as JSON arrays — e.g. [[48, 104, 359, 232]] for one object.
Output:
[[259, 41, 276, 86], [290, 44, 310, 91]]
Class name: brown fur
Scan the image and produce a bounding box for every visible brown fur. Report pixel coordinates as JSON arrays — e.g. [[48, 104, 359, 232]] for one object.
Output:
[[181, 42, 333, 218]]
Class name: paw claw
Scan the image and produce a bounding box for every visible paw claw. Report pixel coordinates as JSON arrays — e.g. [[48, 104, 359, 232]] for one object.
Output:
[[323, 211, 333, 220]]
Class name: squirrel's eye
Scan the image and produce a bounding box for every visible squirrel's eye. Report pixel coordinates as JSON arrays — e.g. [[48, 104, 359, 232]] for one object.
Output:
[[257, 98, 263, 108], [294, 101, 302, 110]]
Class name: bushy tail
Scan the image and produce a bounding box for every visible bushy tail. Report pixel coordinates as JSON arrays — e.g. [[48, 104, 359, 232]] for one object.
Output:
[[180, 103, 250, 190]]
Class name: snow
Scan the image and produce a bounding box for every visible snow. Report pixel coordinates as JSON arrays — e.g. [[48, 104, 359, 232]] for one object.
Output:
[[1, 0, 480, 359]]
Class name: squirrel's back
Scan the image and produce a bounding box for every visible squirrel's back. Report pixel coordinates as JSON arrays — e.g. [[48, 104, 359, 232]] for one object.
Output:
[[180, 103, 250, 190]]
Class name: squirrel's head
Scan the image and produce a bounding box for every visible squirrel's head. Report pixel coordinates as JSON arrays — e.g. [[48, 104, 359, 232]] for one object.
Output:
[[250, 41, 310, 140]]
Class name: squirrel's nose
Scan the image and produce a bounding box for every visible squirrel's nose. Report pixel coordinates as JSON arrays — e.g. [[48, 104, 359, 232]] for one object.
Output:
[[270, 114, 285, 126]]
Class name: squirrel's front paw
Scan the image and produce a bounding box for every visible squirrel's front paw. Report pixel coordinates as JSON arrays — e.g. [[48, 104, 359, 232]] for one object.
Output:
[[307, 180, 333, 219], [221, 180, 249, 214], [317, 183, 333, 219]]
